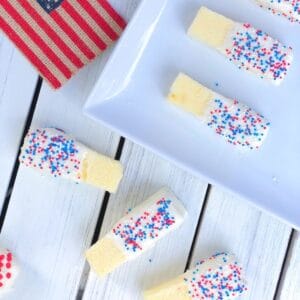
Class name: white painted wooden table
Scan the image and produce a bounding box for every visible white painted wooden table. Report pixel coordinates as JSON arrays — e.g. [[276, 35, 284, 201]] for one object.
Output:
[[0, 1, 299, 299]]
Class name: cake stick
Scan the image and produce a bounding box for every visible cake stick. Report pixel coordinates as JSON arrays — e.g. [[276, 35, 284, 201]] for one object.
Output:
[[168, 73, 270, 150], [188, 7, 293, 85], [86, 188, 187, 277], [19, 128, 123, 193]]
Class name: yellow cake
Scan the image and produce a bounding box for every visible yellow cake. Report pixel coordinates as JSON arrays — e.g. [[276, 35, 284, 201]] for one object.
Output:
[[144, 275, 190, 300], [188, 7, 234, 48], [81, 149, 123, 193], [86, 237, 126, 277], [168, 73, 212, 116]]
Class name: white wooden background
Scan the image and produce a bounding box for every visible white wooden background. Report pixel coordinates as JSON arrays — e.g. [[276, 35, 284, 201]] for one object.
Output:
[[0, 1, 299, 300]]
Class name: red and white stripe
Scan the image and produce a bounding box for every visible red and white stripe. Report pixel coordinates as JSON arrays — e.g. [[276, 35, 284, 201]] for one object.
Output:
[[0, 0, 126, 89]]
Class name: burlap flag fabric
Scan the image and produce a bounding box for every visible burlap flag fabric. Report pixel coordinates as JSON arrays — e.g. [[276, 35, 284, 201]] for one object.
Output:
[[0, 0, 126, 89]]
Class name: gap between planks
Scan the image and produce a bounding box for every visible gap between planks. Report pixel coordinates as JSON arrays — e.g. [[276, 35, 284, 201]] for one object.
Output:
[[75, 136, 126, 300], [0, 74, 294, 299], [73, 147, 295, 300], [0, 76, 43, 232], [0, 59, 295, 300], [75, 143, 210, 299], [184, 184, 211, 271], [0, 1, 296, 297], [273, 229, 296, 300]]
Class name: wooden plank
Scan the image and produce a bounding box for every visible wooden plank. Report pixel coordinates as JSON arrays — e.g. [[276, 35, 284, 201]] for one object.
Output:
[[82, 141, 208, 300], [0, 1, 141, 298], [277, 231, 300, 300], [0, 34, 38, 206], [190, 187, 292, 300], [0, 1, 141, 299], [0, 32, 125, 300]]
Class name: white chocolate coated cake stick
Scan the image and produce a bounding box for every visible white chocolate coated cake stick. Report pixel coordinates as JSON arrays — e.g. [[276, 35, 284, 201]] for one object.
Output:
[[254, 0, 300, 23], [19, 128, 123, 193], [86, 188, 187, 277], [168, 73, 270, 150], [188, 7, 293, 85], [144, 252, 247, 300]]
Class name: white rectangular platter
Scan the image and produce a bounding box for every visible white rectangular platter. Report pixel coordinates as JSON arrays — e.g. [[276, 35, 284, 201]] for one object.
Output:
[[85, 0, 300, 229]]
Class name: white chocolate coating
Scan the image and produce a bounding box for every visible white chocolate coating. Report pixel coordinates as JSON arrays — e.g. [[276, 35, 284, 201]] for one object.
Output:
[[144, 253, 247, 300], [220, 22, 293, 85], [255, 0, 300, 23], [19, 128, 87, 181], [202, 91, 270, 150], [107, 188, 187, 260], [183, 253, 247, 299]]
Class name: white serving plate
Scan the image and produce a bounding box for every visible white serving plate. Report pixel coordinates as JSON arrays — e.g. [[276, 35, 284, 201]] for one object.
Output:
[[85, 0, 300, 229]]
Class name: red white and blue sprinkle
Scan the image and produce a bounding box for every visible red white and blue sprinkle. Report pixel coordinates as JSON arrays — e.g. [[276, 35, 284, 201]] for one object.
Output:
[[0, 247, 19, 293], [184, 252, 247, 299], [19, 128, 82, 179], [205, 96, 270, 150], [112, 198, 177, 253], [255, 0, 300, 23], [223, 23, 293, 84]]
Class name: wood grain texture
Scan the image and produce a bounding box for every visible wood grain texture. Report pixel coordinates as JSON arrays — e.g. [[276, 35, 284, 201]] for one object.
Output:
[[0, 0, 299, 299], [82, 140, 208, 300], [0, 1, 141, 298], [190, 187, 292, 300], [0, 34, 37, 206], [0, 40, 123, 300], [277, 232, 300, 300]]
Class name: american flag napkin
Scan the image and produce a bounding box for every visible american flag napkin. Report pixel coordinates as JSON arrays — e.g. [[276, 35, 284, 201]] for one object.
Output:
[[0, 0, 126, 89]]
